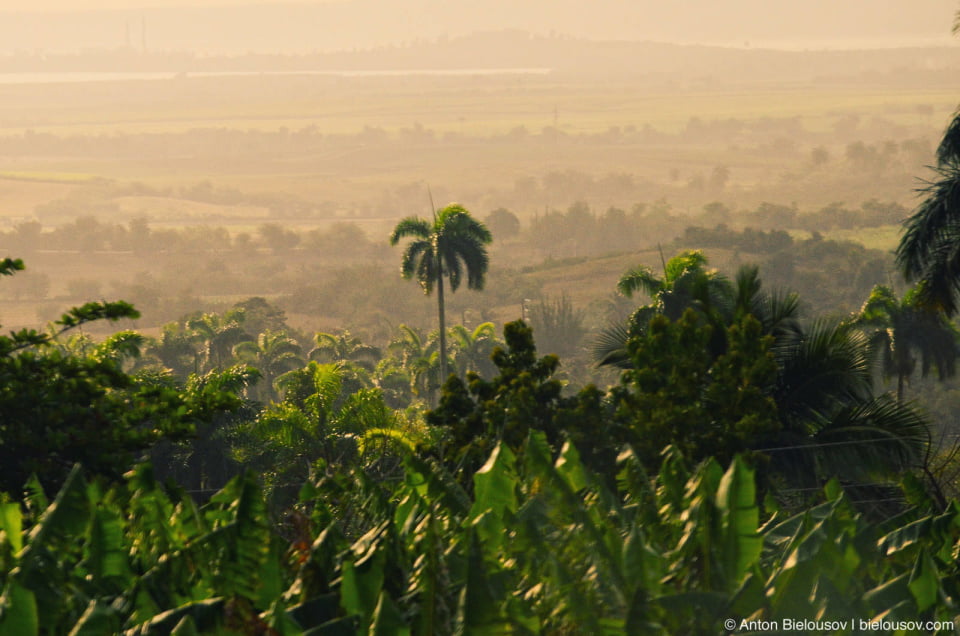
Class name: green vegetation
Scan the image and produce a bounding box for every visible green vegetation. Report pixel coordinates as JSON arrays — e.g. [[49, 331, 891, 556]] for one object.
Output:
[[2, 226, 960, 632], [391, 204, 493, 383], [4, 23, 960, 636]]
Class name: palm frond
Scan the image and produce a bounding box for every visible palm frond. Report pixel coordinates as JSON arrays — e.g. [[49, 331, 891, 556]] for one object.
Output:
[[811, 395, 928, 479], [616, 265, 661, 299], [389, 216, 431, 244], [591, 321, 633, 369], [774, 319, 873, 423], [937, 111, 960, 165], [896, 163, 960, 313], [400, 240, 434, 282]]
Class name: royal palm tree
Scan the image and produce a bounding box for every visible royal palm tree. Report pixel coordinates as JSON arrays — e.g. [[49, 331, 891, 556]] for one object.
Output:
[[390, 203, 492, 381], [895, 160, 960, 315], [615, 250, 732, 321], [854, 284, 958, 402]]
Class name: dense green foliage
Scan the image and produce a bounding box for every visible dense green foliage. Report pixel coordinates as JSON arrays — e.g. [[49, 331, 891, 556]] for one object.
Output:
[[2, 439, 959, 634], [0, 260, 242, 496]]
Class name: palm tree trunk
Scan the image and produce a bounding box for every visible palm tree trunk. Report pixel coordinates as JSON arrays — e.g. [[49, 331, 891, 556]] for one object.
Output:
[[437, 258, 448, 385]]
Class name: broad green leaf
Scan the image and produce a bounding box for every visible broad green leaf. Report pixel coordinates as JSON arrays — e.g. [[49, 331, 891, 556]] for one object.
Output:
[[471, 442, 518, 521], [169, 616, 200, 636], [69, 600, 121, 636], [455, 530, 505, 635], [22, 466, 90, 574], [403, 455, 470, 517], [370, 591, 410, 636], [0, 581, 38, 636], [907, 550, 939, 613], [288, 594, 341, 629], [0, 502, 22, 554], [85, 506, 130, 584], [863, 573, 911, 615], [341, 525, 388, 623], [554, 441, 588, 493], [877, 508, 960, 559], [123, 598, 225, 636], [715, 457, 761, 588]]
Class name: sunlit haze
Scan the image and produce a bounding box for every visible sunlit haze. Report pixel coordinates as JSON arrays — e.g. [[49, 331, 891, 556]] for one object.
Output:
[[0, 0, 955, 54]]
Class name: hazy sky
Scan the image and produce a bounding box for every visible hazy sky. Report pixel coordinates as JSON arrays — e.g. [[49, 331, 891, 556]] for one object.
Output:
[[0, 0, 956, 54], [5, 0, 331, 9]]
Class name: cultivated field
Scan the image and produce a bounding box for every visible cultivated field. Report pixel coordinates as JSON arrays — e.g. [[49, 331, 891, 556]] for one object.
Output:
[[0, 63, 951, 333]]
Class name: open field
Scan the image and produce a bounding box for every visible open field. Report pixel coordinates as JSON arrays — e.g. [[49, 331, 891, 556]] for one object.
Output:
[[0, 63, 949, 335], [0, 74, 954, 138], [0, 72, 952, 211]]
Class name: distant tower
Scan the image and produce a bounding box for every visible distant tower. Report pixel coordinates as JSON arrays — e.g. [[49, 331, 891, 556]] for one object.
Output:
[[141, 17, 147, 53], [125, 21, 130, 48]]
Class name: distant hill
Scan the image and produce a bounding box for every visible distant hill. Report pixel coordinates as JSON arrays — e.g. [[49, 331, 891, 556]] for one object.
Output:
[[0, 0, 954, 55]]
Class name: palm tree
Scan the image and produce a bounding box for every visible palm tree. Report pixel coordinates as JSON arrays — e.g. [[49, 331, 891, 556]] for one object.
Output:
[[895, 160, 960, 315], [233, 330, 305, 402], [390, 203, 493, 382], [309, 330, 381, 372], [896, 43, 960, 315], [386, 324, 444, 404], [147, 322, 198, 377], [600, 255, 928, 493], [761, 319, 928, 493], [187, 309, 252, 373], [854, 284, 958, 402], [616, 250, 732, 321], [594, 251, 799, 368], [448, 321, 499, 377]]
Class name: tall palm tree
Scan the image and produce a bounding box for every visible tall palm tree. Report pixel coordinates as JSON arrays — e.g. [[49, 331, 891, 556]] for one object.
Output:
[[616, 250, 732, 321], [895, 160, 960, 315], [854, 284, 958, 402], [390, 203, 492, 381]]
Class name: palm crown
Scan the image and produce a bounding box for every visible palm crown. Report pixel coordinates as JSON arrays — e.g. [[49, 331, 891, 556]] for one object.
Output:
[[390, 204, 492, 294]]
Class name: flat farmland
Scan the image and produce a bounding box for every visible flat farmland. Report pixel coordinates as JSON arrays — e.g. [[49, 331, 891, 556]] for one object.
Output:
[[0, 73, 954, 138], [0, 65, 949, 333]]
